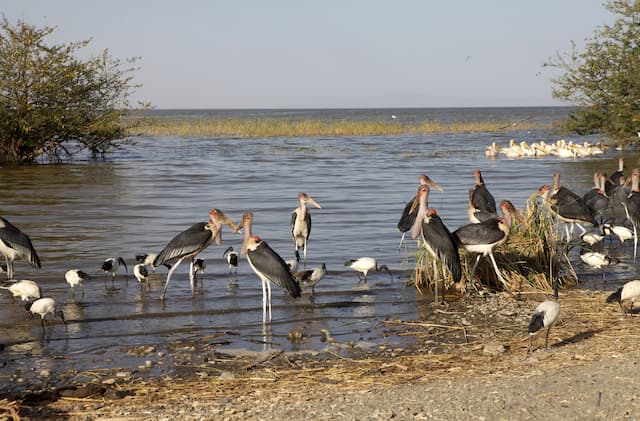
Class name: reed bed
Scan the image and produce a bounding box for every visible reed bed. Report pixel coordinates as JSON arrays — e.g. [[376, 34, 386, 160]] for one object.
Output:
[[126, 117, 545, 138], [412, 196, 577, 295]]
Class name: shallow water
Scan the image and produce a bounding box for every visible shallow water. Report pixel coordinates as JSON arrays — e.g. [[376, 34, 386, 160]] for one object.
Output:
[[1, 109, 639, 387]]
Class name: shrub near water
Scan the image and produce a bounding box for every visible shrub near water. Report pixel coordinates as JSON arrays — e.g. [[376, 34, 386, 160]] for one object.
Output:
[[412, 199, 575, 296], [128, 118, 544, 138]]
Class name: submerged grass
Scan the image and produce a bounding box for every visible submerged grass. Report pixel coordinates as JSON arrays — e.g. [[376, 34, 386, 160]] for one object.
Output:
[[126, 117, 546, 138], [412, 197, 577, 295]]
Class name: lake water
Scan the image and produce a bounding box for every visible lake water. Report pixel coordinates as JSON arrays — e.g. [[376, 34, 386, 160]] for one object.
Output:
[[1, 107, 638, 389]]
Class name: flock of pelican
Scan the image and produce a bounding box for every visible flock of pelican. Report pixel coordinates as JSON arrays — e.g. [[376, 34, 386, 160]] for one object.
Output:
[[485, 139, 609, 159], [3, 157, 640, 351]]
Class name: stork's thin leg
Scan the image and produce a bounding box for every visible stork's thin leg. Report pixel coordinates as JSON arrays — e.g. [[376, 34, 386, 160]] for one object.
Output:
[[528, 334, 534, 352], [633, 223, 638, 262], [71, 287, 75, 299], [488, 252, 512, 293], [398, 232, 406, 251], [355, 272, 362, 284], [261, 280, 268, 324], [267, 280, 273, 323], [432, 260, 439, 304], [469, 254, 482, 280], [303, 239, 308, 268], [40, 318, 46, 336], [188, 260, 195, 295], [160, 258, 185, 300], [81, 284, 85, 298], [5, 257, 12, 279]]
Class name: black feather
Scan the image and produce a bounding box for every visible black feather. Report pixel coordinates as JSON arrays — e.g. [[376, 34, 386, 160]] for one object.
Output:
[[397, 197, 418, 232], [607, 287, 623, 304], [247, 240, 301, 298], [528, 311, 545, 333], [344, 259, 357, 267]]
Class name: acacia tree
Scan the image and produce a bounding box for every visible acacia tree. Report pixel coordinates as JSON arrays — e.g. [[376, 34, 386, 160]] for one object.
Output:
[[547, 0, 640, 140], [0, 18, 141, 164]]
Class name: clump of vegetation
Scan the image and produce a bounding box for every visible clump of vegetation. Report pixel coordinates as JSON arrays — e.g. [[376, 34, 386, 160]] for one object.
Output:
[[0, 18, 142, 164], [412, 199, 577, 296], [128, 117, 544, 138], [547, 0, 640, 141]]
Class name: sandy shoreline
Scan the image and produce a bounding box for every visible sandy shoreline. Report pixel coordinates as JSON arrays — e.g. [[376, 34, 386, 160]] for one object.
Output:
[[4, 287, 640, 420]]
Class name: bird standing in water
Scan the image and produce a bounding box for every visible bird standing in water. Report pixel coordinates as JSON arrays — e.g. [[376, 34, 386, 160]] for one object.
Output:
[[0, 216, 41, 279], [291, 192, 322, 266], [397, 175, 443, 248]]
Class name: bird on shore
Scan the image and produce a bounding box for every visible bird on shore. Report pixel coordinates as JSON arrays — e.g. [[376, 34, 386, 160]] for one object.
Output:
[[291, 192, 322, 266], [470, 169, 497, 215], [606, 280, 640, 314], [528, 279, 560, 351], [1, 279, 41, 303], [0, 216, 41, 279], [397, 175, 443, 248], [294, 263, 328, 296], [154, 208, 237, 300], [453, 200, 514, 292], [223, 246, 238, 276], [25, 297, 67, 335], [133, 263, 150, 290], [344, 257, 392, 284], [410, 184, 460, 303], [65, 269, 91, 298]]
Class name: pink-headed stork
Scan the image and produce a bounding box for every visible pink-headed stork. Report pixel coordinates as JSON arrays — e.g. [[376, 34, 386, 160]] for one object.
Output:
[[238, 211, 301, 323], [397, 174, 443, 247], [291, 192, 321, 266], [470, 169, 497, 215], [153, 208, 237, 300], [453, 200, 514, 293], [410, 184, 461, 303]]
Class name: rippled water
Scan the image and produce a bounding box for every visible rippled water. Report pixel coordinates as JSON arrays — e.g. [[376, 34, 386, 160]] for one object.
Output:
[[1, 107, 638, 386]]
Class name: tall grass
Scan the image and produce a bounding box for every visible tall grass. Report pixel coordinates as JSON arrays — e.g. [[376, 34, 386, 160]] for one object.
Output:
[[126, 117, 546, 138], [412, 198, 577, 295]]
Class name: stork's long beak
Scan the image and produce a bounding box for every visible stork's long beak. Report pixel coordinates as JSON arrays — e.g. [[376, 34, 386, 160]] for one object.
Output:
[[307, 197, 322, 209], [220, 215, 238, 231], [408, 196, 419, 214], [425, 178, 443, 192]]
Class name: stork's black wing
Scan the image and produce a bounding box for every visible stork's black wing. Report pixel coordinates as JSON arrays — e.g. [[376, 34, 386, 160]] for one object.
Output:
[[397, 196, 418, 233], [422, 214, 461, 283], [154, 222, 212, 266], [471, 185, 497, 214], [248, 241, 301, 298], [453, 219, 505, 246], [0, 217, 41, 268]]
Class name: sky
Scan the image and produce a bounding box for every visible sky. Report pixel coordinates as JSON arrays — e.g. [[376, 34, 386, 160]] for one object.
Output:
[[2, 1, 614, 109]]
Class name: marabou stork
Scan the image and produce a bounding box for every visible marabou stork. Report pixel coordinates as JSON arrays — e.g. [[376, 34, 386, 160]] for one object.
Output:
[[622, 168, 640, 260], [133, 263, 150, 290], [528, 279, 560, 351], [0, 216, 41, 279], [344, 257, 392, 284], [1, 279, 41, 303], [26, 297, 67, 335], [453, 200, 514, 292], [607, 279, 640, 314], [410, 184, 460, 303], [101, 257, 127, 291], [605, 157, 625, 197], [294, 262, 327, 296], [536, 182, 595, 241], [154, 208, 237, 300], [583, 172, 609, 224], [470, 169, 497, 215], [223, 246, 238, 275], [291, 192, 322, 266], [244, 235, 302, 323], [397, 175, 443, 247], [65, 269, 91, 298], [467, 188, 497, 223]]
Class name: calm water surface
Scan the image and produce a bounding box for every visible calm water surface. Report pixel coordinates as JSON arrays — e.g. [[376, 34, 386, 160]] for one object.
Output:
[[1, 107, 638, 387]]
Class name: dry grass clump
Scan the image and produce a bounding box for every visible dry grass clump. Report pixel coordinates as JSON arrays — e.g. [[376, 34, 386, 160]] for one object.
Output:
[[412, 198, 577, 295], [126, 117, 543, 138]]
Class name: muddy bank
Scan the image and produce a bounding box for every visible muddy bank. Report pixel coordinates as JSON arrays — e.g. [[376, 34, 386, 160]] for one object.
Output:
[[4, 287, 640, 420]]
